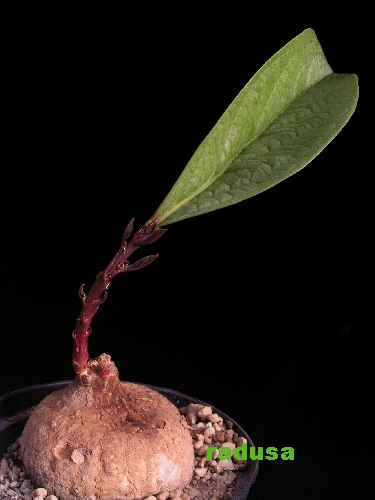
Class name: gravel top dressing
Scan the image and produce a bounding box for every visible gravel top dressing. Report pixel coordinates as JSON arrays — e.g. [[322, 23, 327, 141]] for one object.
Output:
[[0, 403, 247, 500]]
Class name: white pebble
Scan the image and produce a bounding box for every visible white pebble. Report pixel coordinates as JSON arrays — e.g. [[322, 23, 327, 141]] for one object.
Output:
[[217, 460, 235, 471], [194, 422, 206, 432], [208, 413, 221, 423], [188, 403, 204, 414], [157, 492, 169, 500], [194, 440, 204, 450], [33, 488, 48, 498], [204, 426, 215, 438], [197, 406, 212, 421], [194, 467, 207, 478], [71, 449, 85, 464], [46, 496, 59, 500]]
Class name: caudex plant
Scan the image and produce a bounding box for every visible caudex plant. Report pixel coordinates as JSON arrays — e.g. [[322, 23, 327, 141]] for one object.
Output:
[[20, 29, 358, 500]]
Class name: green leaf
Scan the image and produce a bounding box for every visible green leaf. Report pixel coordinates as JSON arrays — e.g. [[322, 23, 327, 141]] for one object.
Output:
[[153, 29, 358, 226]]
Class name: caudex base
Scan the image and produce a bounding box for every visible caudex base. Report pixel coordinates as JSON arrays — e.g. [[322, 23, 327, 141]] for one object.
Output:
[[20, 221, 195, 500], [20, 354, 194, 500]]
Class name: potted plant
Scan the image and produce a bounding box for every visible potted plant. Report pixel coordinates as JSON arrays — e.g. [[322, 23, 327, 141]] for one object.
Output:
[[0, 28, 357, 500]]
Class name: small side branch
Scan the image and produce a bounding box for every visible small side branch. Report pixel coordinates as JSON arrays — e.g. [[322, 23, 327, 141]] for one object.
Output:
[[72, 218, 166, 374]]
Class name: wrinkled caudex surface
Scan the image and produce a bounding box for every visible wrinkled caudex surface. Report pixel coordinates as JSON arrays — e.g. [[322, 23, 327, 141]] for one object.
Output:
[[21, 220, 195, 500]]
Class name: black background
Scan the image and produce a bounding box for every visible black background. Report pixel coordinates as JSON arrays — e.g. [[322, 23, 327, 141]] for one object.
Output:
[[0, 3, 372, 499]]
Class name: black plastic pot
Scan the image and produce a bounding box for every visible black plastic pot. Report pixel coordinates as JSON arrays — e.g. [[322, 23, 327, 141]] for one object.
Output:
[[0, 382, 258, 499]]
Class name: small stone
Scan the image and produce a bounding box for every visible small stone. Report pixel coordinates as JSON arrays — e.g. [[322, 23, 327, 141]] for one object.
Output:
[[194, 467, 207, 478], [179, 406, 189, 415], [9, 480, 20, 488], [157, 492, 169, 500], [215, 431, 226, 443], [33, 488, 48, 498], [236, 436, 247, 446], [222, 442, 235, 453], [194, 440, 204, 450], [207, 413, 221, 424], [45, 496, 59, 500], [144, 496, 157, 500], [224, 430, 234, 442], [194, 422, 206, 433], [197, 406, 212, 421], [217, 460, 235, 471], [188, 403, 204, 414], [197, 444, 208, 456], [0, 458, 8, 470], [0, 481, 10, 491], [188, 487, 200, 497], [186, 413, 197, 425], [71, 449, 85, 464], [8, 470, 19, 481], [204, 426, 215, 438]]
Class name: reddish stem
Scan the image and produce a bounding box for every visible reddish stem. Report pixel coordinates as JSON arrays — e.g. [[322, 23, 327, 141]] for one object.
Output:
[[72, 219, 165, 374]]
